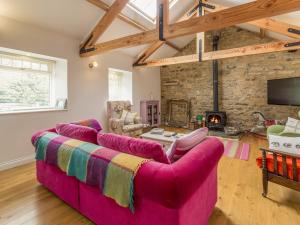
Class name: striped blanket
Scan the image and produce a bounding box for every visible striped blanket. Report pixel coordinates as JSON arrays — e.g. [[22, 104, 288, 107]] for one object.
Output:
[[34, 132, 149, 212]]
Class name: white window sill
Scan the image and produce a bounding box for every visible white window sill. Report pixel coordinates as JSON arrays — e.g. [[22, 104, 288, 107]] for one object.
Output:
[[0, 108, 68, 116]]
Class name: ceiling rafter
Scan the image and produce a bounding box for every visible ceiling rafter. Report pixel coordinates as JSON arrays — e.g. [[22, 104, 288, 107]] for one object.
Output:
[[80, 0, 300, 57], [133, 39, 300, 68], [133, 1, 200, 65], [87, 0, 148, 31], [204, 0, 300, 39], [84, 0, 180, 52], [81, 0, 130, 51]]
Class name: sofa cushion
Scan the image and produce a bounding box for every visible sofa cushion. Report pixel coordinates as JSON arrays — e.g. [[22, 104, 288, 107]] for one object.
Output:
[[56, 123, 98, 144], [257, 154, 300, 181], [71, 119, 102, 132], [168, 128, 208, 161], [97, 133, 170, 164], [283, 117, 300, 134]]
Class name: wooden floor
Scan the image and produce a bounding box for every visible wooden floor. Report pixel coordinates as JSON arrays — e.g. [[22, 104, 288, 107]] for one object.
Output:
[[0, 135, 300, 225]]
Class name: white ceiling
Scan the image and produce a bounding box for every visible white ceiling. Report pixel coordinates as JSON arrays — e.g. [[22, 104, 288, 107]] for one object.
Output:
[[0, 0, 299, 59]]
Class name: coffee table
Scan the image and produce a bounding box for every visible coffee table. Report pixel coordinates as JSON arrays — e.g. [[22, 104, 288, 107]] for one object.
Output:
[[140, 131, 186, 150]]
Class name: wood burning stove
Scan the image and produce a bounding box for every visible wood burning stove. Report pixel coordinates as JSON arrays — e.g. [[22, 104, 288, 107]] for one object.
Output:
[[206, 111, 227, 130], [205, 31, 227, 131]]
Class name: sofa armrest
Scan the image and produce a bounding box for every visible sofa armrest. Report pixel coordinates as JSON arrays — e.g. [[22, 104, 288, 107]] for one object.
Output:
[[31, 127, 56, 145], [135, 137, 224, 208]]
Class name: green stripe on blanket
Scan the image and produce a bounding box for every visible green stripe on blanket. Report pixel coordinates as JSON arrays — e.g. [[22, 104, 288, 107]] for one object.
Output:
[[36, 132, 59, 160], [67, 142, 101, 182], [104, 153, 149, 211], [58, 139, 84, 172]]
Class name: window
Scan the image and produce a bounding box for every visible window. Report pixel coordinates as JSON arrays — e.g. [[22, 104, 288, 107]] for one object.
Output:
[[128, 0, 178, 23], [108, 68, 132, 102], [0, 48, 68, 113]]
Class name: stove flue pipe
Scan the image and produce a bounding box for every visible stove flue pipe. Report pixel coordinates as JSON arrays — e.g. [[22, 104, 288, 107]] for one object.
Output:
[[212, 32, 220, 112]]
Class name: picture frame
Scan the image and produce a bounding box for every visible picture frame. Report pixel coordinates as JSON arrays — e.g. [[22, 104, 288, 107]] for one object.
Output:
[[55, 98, 67, 109]]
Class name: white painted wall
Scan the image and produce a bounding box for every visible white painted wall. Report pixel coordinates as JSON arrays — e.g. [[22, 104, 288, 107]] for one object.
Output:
[[0, 16, 160, 170]]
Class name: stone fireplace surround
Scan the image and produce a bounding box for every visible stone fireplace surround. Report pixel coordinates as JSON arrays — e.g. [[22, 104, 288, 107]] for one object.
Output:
[[161, 26, 300, 131]]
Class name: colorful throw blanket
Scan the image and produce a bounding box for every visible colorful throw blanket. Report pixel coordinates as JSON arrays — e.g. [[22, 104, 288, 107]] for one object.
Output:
[[34, 132, 149, 212]]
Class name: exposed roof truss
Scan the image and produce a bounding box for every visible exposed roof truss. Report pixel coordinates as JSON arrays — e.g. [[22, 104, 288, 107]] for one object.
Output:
[[80, 0, 300, 69]]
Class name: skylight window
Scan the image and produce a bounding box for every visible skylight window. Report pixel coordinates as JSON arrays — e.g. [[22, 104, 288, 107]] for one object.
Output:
[[128, 0, 177, 23]]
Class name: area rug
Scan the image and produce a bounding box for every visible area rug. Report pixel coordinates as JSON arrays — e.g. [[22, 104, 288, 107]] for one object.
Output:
[[218, 137, 250, 161]]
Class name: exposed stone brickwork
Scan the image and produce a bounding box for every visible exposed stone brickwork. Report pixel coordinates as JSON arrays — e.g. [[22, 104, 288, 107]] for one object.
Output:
[[161, 27, 300, 130]]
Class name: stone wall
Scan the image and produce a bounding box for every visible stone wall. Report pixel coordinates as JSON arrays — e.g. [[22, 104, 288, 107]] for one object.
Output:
[[161, 27, 300, 130]]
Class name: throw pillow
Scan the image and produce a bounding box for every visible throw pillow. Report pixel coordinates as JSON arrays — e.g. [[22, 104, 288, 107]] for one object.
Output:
[[56, 123, 98, 144], [283, 117, 300, 134], [71, 119, 102, 132], [97, 133, 170, 164], [120, 110, 128, 120], [124, 112, 137, 125], [168, 127, 208, 161]]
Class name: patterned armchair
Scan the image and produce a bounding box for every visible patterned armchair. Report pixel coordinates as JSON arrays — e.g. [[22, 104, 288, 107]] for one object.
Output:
[[107, 101, 147, 137]]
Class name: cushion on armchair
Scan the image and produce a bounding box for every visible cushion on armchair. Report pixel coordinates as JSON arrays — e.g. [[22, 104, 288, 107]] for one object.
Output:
[[124, 111, 138, 125], [97, 133, 170, 164]]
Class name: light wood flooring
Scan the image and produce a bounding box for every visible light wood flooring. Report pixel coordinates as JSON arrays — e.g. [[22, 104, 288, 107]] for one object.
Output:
[[0, 134, 299, 225]]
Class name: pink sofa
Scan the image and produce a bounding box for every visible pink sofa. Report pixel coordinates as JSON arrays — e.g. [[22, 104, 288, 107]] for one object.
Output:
[[36, 136, 224, 225]]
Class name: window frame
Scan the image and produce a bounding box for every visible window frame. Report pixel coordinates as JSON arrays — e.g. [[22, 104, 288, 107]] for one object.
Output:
[[108, 68, 133, 103], [127, 0, 178, 24], [0, 47, 67, 115]]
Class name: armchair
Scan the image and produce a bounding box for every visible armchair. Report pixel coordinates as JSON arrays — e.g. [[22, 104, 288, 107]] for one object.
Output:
[[107, 101, 147, 137]]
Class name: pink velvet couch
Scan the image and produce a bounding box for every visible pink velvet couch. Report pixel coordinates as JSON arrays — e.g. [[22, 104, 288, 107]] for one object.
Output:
[[36, 136, 224, 225]]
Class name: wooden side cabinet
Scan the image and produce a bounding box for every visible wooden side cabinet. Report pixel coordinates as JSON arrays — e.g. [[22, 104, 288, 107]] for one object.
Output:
[[140, 100, 161, 127]]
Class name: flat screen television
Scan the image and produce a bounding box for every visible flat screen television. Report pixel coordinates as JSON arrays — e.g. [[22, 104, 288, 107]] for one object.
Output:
[[268, 77, 300, 106]]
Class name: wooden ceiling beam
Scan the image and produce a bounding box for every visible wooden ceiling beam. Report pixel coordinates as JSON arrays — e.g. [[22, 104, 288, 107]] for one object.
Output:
[[86, 0, 148, 31], [134, 39, 300, 68], [204, 0, 300, 39], [81, 0, 300, 57], [82, 0, 130, 49], [133, 1, 198, 65], [260, 28, 266, 38], [85, 0, 180, 52]]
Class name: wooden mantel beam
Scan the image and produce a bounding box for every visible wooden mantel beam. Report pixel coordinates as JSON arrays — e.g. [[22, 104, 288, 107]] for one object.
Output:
[[82, 0, 130, 49], [85, 0, 180, 52], [80, 0, 300, 57], [133, 40, 300, 68]]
